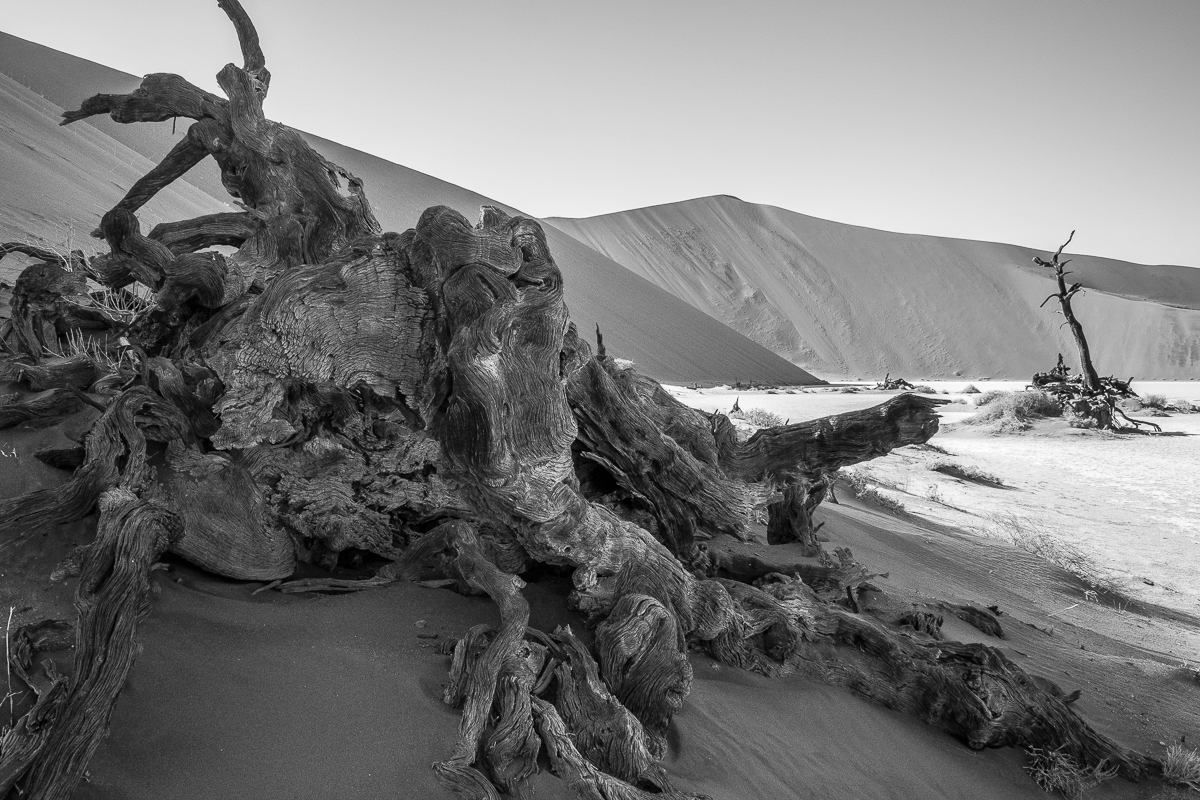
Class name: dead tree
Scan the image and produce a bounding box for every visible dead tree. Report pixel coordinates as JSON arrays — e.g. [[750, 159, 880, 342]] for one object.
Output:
[[1035, 231, 1100, 392], [1033, 234, 1158, 432], [874, 373, 915, 391], [0, 5, 1160, 798]]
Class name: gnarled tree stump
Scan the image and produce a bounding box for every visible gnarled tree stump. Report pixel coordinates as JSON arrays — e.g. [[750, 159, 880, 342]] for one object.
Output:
[[0, 3, 1159, 797]]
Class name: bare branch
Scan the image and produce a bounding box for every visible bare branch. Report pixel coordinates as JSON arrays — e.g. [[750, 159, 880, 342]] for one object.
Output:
[[61, 74, 225, 127], [149, 212, 258, 254], [217, 0, 271, 98], [114, 131, 212, 215], [1053, 230, 1075, 262]]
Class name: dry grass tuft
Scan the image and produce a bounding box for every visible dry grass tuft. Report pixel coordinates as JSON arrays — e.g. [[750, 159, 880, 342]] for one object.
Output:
[[841, 469, 906, 514], [987, 513, 1127, 598], [1142, 393, 1169, 410], [44, 328, 134, 374], [65, 285, 154, 327], [730, 407, 787, 428], [1024, 746, 1117, 799], [961, 390, 1061, 433], [1163, 744, 1200, 790], [928, 459, 1005, 487]]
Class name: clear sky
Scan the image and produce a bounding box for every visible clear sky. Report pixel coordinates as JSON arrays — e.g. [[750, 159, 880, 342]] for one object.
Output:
[[4, 0, 1198, 267]]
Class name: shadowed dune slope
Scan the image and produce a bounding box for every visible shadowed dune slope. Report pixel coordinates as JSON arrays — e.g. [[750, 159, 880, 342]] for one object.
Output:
[[0, 32, 817, 386], [551, 196, 1200, 379]]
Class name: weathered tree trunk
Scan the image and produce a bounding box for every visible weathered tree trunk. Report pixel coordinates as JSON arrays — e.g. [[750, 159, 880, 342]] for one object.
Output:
[[1035, 231, 1101, 392], [20, 492, 177, 800], [0, 4, 1161, 797]]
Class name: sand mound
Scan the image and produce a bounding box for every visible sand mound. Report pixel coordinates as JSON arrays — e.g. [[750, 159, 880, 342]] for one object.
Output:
[[551, 195, 1200, 379]]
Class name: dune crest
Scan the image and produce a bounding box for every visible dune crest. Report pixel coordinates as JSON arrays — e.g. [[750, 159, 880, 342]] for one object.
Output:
[[551, 195, 1200, 379]]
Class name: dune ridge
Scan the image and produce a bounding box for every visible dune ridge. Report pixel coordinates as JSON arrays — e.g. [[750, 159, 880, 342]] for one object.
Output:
[[0, 31, 817, 387], [551, 195, 1200, 379]]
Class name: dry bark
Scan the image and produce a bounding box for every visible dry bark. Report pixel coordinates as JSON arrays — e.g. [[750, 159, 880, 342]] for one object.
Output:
[[0, 3, 1161, 797], [0, 389, 86, 430], [16, 491, 177, 800]]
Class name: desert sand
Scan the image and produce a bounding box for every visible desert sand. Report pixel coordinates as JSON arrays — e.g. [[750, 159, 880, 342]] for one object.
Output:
[[551, 195, 1200, 379], [670, 381, 1200, 616]]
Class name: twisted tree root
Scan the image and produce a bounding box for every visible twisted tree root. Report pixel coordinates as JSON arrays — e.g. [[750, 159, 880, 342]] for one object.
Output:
[[16, 490, 177, 800]]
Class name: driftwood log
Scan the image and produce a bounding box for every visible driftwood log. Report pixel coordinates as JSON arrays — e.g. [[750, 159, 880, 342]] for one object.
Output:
[[0, 4, 1159, 797]]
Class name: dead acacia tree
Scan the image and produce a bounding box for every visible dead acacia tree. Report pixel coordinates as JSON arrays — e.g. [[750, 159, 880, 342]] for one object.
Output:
[[1032, 232, 1157, 431], [1035, 231, 1100, 392], [0, 4, 1159, 798]]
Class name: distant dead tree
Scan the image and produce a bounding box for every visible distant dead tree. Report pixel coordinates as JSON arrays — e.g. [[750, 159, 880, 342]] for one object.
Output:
[[1031, 232, 1157, 431], [1034, 231, 1101, 392], [874, 373, 914, 391]]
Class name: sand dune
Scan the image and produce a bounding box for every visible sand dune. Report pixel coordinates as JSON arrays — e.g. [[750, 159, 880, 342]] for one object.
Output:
[[0, 32, 816, 387], [551, 195, 1200, 379]]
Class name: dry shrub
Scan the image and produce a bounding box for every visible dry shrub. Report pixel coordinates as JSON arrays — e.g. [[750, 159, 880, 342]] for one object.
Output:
[[928, 460, 1004, 487], [962, 383, 981, 394], [961, 390, 1060, 433], [861, 486, 904, 514], [1117, 397, 1143, 412], [976, 390, 1007, 406], [911, 384, 936, 393], [1142, 393, 1168, 410], [1163, 744, 1200, 790], [840, 469, 905, 514], [729, 407, 786, 427], [1024, 746, 1117, 799]]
